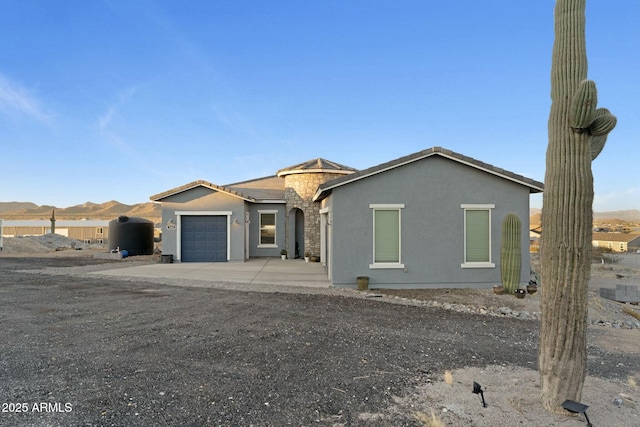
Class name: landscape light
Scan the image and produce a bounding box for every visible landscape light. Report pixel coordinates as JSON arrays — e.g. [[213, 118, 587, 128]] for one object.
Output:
[[561, 400, 593, 427], [472, 381, 488, 408]]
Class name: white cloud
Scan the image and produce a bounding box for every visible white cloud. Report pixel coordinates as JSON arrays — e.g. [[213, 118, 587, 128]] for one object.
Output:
[[94, 85, 164, 178], [97, 86, 139, 131], [0, 73, 51, 123], [211, 104, 262, 141], [98, 106, 116, 130]]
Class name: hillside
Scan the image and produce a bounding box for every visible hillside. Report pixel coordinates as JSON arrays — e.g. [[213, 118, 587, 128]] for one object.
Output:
[[0, 202, 39, 213], [593, 209, 640, 222], [0, 201, 161, 222], [530, 208, 640, 231]]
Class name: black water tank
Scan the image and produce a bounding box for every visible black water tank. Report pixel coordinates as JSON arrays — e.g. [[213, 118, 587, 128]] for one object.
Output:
[[108, 216, 154, 256]]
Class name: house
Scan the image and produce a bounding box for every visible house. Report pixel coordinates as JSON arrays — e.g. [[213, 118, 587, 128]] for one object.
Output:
[[0, 219, 110, 244], [150, 147, 543, 289], [592, 232, 640, 253]]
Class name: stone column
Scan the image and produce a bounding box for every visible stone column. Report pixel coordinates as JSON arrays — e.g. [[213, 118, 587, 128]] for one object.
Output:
[[283, 172, 345, 257]]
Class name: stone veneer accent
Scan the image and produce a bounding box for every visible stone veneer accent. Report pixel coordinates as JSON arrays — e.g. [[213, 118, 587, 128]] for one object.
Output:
[[283, 172, 346, 257]]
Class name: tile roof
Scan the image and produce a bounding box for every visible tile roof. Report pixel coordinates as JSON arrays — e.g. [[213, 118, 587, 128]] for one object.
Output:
[[150, 176, 288, 203], [225, 175, 286, 201], [592, 232, 640, 243], [150, 180, 257, 202], [150, 148, 544, 205], [276, 158, 357, 177], [313, 146, 544, 202]]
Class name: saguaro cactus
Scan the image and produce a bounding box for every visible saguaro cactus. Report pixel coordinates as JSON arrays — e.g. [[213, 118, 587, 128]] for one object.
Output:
[[50, 209, 56, 235], [500, 213, 521, 294], [539, 0, 617, 415]]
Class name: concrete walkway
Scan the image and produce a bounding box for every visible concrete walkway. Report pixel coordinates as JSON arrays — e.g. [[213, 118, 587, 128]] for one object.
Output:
[[90, 257, 331, 288]]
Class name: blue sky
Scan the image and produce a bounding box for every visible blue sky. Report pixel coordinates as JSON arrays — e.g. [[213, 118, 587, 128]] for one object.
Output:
[[1, 1, 638, 212]]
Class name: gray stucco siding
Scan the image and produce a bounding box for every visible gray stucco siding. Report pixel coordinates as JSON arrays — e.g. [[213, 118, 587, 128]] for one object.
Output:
[[158, 187, 247, 262], [328, 156, 532, 289], [247, 203, 287, 258]]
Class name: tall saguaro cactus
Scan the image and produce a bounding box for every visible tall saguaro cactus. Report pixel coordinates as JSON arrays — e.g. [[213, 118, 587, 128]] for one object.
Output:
[[539, 0, 616, 414]]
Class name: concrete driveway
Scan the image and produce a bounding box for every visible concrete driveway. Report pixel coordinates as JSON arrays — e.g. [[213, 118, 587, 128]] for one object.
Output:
[[91, 257, 331, 288]]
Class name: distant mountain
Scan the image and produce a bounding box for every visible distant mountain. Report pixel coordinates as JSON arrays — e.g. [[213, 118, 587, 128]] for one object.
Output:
[[531, 208, 640, 221], [0, 201, 160, 222], [530, 208, 640, 229], [0, 202, 39, 213], [593, 209, 640, 222]]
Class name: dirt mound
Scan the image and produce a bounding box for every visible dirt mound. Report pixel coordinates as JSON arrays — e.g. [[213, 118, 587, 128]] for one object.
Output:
[[1, 234, 103, 254]]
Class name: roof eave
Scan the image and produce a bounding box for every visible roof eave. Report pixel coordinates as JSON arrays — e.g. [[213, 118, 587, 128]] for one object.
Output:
[[312, 188, 330, 202], [314, 148, 544, 196], [276, 169, 355, 177]]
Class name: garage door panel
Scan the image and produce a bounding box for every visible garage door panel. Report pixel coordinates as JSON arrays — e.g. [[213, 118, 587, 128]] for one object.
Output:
[[181, 216, 227, 262]]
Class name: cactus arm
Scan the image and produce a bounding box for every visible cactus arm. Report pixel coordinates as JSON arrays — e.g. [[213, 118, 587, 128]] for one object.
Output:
[[570, 80, 597, 130], [589, 111, 617, 136], [591, 134, 607, 160]]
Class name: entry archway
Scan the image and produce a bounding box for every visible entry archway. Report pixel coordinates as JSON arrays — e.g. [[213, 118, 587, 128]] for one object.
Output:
[[288, 208, 304, 258]]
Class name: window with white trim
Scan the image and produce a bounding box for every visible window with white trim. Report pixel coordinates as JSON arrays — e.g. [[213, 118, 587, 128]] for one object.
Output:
[[258, 211, 277, 247], [461, 204, 495, 268], [369, 204, 405, 269]]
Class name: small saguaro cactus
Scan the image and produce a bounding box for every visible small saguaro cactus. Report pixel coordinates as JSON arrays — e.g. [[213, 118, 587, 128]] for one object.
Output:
[[50, 208, 56, 235], [500, 213, 521, 294]]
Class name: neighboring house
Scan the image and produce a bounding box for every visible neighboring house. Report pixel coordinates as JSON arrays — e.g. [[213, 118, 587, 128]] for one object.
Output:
[[592, 232, 640, 253], [150, 147, 543, 289], [0, 220, 110, 244]]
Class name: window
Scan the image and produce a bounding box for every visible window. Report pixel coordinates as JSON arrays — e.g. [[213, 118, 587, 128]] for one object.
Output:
[[369, 204, 404, 269], [96, 227, 103, 235], [258, 211, 277, 247], [461, 204, 495, 268]]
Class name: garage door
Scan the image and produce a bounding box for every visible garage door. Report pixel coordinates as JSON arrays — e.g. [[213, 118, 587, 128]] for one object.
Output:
[[181, 216, 227, 262]]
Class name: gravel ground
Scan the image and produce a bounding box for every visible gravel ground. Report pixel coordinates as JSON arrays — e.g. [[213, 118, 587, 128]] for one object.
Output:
[[0, 251, 639, 426]]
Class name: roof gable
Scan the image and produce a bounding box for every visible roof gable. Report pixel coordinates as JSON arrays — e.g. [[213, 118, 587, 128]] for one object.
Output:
[[150, 180, 256, 202], [313, 147, 544, 202]]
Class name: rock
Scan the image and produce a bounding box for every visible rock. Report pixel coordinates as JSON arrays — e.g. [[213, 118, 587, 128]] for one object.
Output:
[[497, 307, 512, 315]]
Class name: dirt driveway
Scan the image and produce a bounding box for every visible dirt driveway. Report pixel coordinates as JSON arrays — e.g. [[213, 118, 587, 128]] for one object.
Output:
[[1, 255, 638, 426]]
